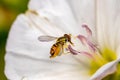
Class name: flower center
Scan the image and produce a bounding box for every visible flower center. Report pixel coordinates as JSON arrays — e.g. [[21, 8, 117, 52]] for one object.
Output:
[[67, 24, 120, 80], [89, 47, 117, 74]]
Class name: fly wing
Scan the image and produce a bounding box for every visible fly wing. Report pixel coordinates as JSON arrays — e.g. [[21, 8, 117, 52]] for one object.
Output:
[[38, 35, 57, 42]]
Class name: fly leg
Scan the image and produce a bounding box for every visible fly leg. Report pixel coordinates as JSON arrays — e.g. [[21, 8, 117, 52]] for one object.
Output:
[[58, 44, 70, 56], [62, 44, 70, 54], [58, 44, 63, 56], [58, 44, 69, 56]]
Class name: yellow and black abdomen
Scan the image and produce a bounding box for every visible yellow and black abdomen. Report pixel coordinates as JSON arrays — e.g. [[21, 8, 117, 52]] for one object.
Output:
[[50, 43, 62, 58], [50, 36, 68, 58]]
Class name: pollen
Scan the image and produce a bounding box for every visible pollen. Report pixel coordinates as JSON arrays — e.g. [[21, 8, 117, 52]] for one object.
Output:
[[89, 47, 117, 75]]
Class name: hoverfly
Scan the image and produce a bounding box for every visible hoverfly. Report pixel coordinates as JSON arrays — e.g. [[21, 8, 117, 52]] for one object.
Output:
[[38, 34, 73, 58]]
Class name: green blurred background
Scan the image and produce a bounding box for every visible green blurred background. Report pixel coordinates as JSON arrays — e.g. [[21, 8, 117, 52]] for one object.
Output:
[[0, 0, 29, 79]]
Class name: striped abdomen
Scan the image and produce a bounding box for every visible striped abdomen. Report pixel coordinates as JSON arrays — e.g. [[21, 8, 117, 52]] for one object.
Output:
[[50, 43, 62, 58]]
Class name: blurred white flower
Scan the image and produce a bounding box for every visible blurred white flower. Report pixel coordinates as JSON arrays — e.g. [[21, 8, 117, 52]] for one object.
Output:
[[5, 0, 120, 80]]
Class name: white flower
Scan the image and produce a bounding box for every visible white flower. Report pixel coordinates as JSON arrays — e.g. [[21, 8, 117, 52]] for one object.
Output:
[[5, 0, 120, 80]]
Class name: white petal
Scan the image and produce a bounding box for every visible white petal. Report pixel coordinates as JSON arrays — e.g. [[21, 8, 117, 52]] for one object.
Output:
[[96, 0, 120, 50], [25, 69, 89, 80], [90, 60, 119, 80], [68, 0, 96, 38], [116, 46, 120, 60], [5, 52, 90, 80], [25, 11, 64, 37], [5, 14, 90, 80], [28, 0, 80, 35]]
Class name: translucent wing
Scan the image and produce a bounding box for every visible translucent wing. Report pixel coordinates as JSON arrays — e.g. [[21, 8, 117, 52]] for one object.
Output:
[[38, 35, 57, 42]]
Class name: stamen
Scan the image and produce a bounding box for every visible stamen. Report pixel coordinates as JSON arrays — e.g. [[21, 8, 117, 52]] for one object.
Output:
[[87, 40, 98, 52], [77, 35, 87, 45], [82, 24, 92, 37], [77, 35, 97, 52], [68, 45, 93, 59]]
